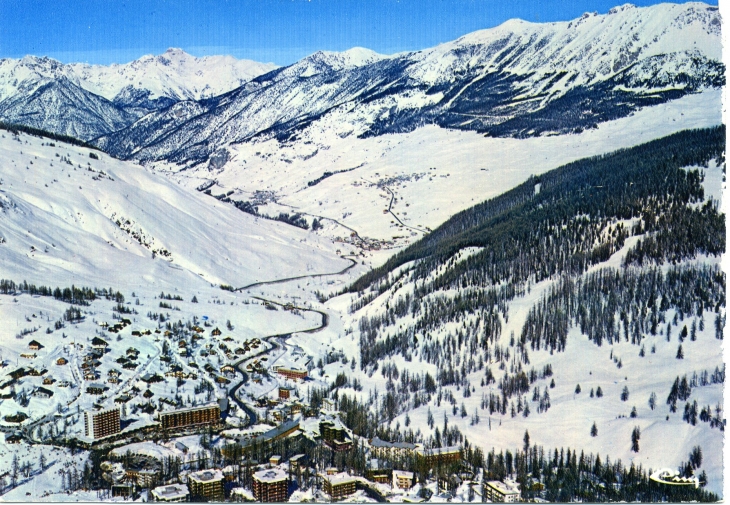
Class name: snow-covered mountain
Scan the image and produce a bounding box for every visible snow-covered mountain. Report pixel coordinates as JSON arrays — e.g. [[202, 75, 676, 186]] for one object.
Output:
[[0, 49, 278, 139], [96, 2, 723, 166]]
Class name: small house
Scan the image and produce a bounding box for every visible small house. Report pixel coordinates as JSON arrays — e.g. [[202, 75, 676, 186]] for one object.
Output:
[[91, 337, 108, 350], [56, 357, 68, 366], [32, 386, 54, 399], [28, 340, 43, 351], [87, 383, 108, 395]]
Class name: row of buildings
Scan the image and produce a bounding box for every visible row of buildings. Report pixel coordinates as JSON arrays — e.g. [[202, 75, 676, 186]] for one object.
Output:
[[83, 403, 222, 441]]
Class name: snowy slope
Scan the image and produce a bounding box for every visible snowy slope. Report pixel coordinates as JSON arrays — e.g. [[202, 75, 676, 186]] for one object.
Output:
[[97, 2, 723, 165], [0, 77, 137, 141], [0, 129, 348, 291]]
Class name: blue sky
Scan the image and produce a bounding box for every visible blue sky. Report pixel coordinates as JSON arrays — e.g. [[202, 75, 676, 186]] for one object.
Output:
[[0, 0, 719, 66]]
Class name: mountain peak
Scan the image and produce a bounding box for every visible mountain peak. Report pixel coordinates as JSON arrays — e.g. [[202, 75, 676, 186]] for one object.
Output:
[[608, 3, 636, 14]]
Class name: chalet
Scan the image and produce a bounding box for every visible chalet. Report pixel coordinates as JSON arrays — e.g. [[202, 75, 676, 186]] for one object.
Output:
[[123, 363, 137, 370], [56, 357, 68, 366], [126, 348, 139, 356], [32, 386, 54, 399], [8, 368, 26, 380], [164, 370, 187, 379], [143, 389, 154, 399], [215, 376, 230, 384], [192, 326, 204, 333], [143, 330, 151, 335], [27, 368, 46, 376], [115, 395, 132, 403], [175, 442, 189, 454], [211, 328, 222, 336], [141, 373, 163, 384], [4, 412, 28, 423], [87, 383, 109, 395], [154, 329, 161, 334], [28, 340, 43, 351], [220, 365, 235, 374], [84, 371, 99, 381], [235, 347, 246, 355], [82, 360, 101, 369], [0, 379, 16, 390], [164, 331, 172, 337], [223, 336, 234, 342], [121, 318, 132, 325], [42, 377, 56, 385], [91, 337, 108, 350], [178, 348, 188, 357], [58, 381, 71, 388], [5, 432, 23, 444], [19, 353, 37, 359], [177, 341, 187, 348], [108, 369, 121, 378], [131, 331, 141, 337], [107, 377, 121, 384], [116, 357, 129, 364]]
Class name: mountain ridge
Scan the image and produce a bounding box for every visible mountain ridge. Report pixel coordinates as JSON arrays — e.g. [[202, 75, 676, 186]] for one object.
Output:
[[93, 1, 724, 166], [0, 49, 279, 140]]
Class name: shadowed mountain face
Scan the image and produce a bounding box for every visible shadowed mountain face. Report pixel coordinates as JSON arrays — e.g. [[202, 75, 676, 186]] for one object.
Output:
[[0, 49, 278, 140], [93, 3, 723, 166]]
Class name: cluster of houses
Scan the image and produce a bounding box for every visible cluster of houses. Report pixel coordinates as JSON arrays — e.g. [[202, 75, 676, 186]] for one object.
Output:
[[102, 318, 133, 334]]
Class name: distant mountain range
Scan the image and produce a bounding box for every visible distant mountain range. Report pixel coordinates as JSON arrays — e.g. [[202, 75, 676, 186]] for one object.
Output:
[[0, 49, 278, 139], [0, 2, 723, 160]]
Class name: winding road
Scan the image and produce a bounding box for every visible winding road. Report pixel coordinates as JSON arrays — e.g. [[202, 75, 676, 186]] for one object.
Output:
[[227, 284, 335, 427], [235, 256, 357, 292]]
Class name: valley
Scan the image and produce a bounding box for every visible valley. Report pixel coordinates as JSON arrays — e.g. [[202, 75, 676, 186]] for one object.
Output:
[[0, 1, 725, 502]]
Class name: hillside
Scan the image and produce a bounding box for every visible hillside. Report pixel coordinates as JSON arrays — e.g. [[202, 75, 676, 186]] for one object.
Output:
[[311, 127, 726, 495], [0, 126, 348, 291]]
